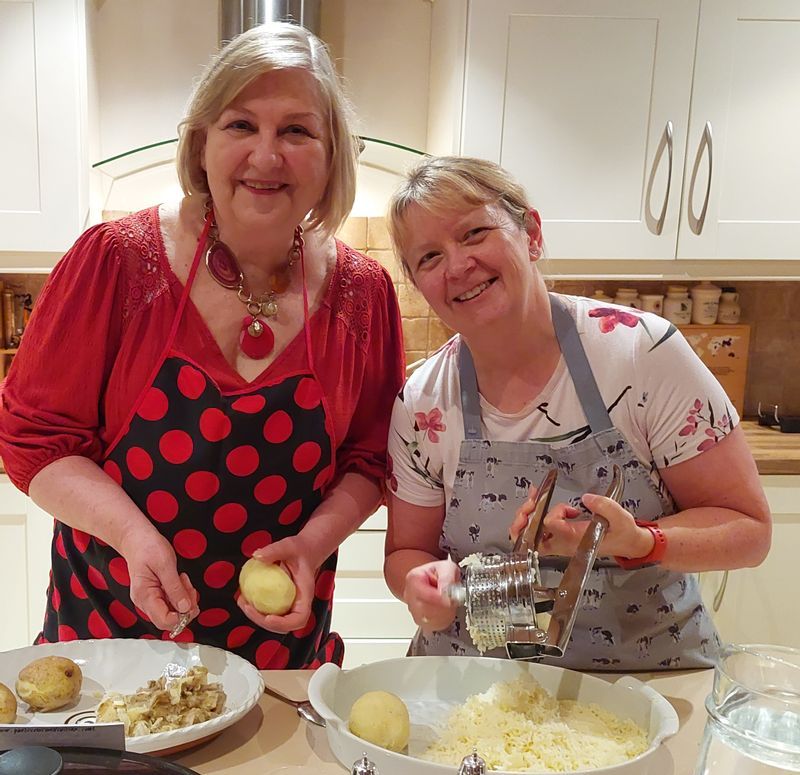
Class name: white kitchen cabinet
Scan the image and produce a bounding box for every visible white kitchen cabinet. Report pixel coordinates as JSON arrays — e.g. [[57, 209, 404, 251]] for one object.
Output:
[[333, 506, 417, 668], [1, 0, 88, 252], [431, 0, 800, 261], [699, 475, 800, 648], [0, 475, 53, 650]]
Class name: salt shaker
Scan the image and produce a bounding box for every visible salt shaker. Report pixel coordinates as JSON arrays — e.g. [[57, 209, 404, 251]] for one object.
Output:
[[458, 750, 487, 774], [351, 752, 377, 774]]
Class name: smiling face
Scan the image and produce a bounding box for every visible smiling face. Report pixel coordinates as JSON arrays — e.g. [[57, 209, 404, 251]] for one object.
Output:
[[201, 68, 330, 237], [399, 201, 543, 336]]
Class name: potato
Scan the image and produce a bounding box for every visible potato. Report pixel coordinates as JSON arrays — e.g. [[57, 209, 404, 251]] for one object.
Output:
[[16, 656, 83, 712], [239, 559, 296, 615], [348, 690, 410, 752], [0, 682, 16, 723]]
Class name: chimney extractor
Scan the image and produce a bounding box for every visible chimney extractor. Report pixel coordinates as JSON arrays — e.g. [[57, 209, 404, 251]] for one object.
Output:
[[220, 0, 321, 46]]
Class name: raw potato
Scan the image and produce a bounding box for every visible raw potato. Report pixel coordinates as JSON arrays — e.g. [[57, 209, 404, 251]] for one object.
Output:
[[348, 690, 410, 752], [16, 656, 83, 712], [239, 559, 296, 615], [0, 683, 16, 723]]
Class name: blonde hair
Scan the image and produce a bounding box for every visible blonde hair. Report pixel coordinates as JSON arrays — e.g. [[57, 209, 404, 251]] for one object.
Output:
[[176, 22, 359, 237], [387, 156, 534, 277]]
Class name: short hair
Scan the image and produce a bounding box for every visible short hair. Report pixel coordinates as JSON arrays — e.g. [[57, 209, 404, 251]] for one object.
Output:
[[176, 22, 359, 237], [387, 156, 534, 277]]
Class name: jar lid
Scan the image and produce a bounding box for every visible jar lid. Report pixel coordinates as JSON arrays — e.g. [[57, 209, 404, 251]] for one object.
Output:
[[721, 286, 737, 292], [615, 287, 638, 294], [666, 285, 688, 293]]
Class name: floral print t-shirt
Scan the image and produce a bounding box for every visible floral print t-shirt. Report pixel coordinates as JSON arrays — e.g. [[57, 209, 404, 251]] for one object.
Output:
[[388, 294, 739, 507]]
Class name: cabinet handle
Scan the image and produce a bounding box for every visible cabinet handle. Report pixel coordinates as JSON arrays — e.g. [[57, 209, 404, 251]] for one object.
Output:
[[688, 121, 713, 235], [645, 121, 674, 235]]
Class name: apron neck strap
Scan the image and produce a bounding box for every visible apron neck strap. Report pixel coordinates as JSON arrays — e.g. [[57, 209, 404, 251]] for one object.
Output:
[[548, 293, 613, 432], [457, 293, 613, 438]]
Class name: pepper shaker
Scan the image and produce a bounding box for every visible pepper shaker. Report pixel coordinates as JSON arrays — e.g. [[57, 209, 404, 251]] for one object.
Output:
[[351, 752, 377, 775]]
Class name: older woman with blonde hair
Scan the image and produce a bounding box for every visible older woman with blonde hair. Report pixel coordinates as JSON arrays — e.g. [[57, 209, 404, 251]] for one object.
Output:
[[0, 23, 404, 669], [384, 155, 769, 670]]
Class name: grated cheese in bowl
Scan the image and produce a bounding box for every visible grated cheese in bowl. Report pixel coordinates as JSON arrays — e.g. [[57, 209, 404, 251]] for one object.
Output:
[[421, 674, 648, 772]]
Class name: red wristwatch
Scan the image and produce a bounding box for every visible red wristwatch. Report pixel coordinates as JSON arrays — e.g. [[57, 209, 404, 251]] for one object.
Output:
[[614, 520, 667, 570]]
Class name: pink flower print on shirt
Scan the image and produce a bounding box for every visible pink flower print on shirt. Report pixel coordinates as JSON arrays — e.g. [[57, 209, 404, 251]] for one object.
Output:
[[588, 307, 641, 333], [414, 408, 446, 443], [673, 398, 733, 456]]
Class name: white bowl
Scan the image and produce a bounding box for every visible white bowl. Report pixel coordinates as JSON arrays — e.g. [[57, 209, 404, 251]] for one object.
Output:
[[308, 656, 679, 774], [0, 639, 264, 754]]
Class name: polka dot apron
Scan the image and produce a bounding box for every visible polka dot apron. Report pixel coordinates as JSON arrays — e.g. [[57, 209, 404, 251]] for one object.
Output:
[[37, 217, 344, 669], [411, 294, 719, 670]]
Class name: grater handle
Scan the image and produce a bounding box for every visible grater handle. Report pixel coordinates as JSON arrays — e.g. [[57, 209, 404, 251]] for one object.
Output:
[[542, 465, 624, 657], [512, 469, 558, 555]]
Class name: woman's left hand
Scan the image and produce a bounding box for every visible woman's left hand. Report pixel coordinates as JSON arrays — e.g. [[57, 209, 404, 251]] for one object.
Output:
[[510, 492, 654, 559], [237, 535, 319, 634]]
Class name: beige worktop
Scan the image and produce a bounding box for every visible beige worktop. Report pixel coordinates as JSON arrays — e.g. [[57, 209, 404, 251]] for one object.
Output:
[[172, 668, 714, 774]]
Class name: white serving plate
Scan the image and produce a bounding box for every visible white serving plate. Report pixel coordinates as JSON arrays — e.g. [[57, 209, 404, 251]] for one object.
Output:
[[309, 656, 679, 774], [0, 639, 264, 754]]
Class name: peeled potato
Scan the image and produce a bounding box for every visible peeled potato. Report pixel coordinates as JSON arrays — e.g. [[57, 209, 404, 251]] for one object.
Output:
[[0, 682, 16, 723], [16, 656, 83, 712], [239, 558, 296, 615], [348, 690, 410, 752]]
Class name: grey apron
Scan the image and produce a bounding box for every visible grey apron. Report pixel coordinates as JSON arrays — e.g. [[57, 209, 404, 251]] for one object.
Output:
[[410, 294, 719, 670]]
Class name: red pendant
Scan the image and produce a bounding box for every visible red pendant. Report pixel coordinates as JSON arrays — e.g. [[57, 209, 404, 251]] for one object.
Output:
[[239, 315, 275, 359]]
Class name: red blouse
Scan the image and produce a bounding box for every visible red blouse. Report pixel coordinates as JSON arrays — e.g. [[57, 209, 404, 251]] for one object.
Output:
[[0, 207, 404, 494]]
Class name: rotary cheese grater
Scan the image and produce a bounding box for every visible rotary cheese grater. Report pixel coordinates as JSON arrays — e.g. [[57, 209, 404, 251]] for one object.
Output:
[[447, 465, 624, 660]]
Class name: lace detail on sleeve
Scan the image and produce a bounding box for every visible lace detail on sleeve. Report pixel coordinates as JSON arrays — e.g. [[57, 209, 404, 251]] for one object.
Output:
[[330, 243, 389, 351], [106, 208, 171, 325]]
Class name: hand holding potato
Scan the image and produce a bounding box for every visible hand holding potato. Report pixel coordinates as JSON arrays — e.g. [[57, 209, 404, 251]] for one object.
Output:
[[239, 558, 296, 615]]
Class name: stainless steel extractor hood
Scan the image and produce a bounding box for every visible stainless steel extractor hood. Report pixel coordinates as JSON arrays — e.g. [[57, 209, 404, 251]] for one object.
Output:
[[220, 0, 321, 46]]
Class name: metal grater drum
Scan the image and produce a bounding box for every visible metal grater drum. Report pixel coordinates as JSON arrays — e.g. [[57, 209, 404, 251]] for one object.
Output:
[[454, 552, 549, 655]]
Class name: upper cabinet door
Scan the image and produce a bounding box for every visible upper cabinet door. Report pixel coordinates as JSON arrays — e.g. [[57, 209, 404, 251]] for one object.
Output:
[[0, 0, 87, 252], [461, 0, 699, 259], [678, 0, 800, 260]]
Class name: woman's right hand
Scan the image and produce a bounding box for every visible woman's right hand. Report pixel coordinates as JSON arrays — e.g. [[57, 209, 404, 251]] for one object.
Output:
[[120, 529, 199, 632], [402, 559, 460, 632]]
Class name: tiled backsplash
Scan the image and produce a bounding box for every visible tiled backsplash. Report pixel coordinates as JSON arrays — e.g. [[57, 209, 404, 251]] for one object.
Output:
[[3, 218, 798, 419]]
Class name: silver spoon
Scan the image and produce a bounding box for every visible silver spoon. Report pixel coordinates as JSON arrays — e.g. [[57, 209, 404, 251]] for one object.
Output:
[[264, 685, 326, 727]]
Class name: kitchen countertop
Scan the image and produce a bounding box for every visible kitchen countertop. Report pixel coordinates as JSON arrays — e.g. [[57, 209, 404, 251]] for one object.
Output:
[[740, 419, 800, 474], [171, 668, 714, 774]]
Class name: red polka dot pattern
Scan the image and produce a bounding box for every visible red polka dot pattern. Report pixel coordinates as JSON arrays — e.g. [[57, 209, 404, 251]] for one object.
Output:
[[46, 360, 340, 670], [138, 387, 169, 421], [255, 640, 290, 669], [254, 475, 287, 505], [227, 626, 255, 649], [204, 561, 236, 589], [87, 567, 109, 590], [146, 490, 179, 523], [213, 503, 248, 533], [185, 471, 220, 501], [109, 600, 138, 628], [293, 441, 322, 473], [199, 408, 232, 442], [294, 378, 322, 409], [263, 410, 293, 444], [198, 608, 230, 627], [177, 365, 206, 399], [88, 610, 112, 638], [103, 459, 123, 485], [108, 557, 131, 586], [126, 447, 154, 480], [73, 530, 91, 554], [278, 500, 303, 526], [315, 570, 336, 601], [232, 395, 266, 414], [159, 429, 194, 464], [226, 445, 259, 477], [241, 531, 272, 558], [173, 529, 208, 560]]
